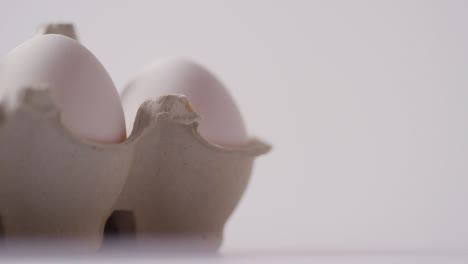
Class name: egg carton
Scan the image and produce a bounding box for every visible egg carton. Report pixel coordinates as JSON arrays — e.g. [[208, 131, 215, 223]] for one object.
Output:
[[0, 24, 270, 252]]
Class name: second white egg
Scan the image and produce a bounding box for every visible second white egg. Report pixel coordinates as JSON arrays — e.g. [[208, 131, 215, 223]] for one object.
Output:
[[121, 58, 248, 146]]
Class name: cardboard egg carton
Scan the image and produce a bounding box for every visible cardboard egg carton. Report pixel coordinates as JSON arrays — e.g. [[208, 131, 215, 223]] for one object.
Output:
[[0, 24, 270, 253]]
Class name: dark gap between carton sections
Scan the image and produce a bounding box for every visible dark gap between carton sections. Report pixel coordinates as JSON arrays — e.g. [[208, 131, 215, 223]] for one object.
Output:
[[103, 210, 136, 243], [0, 213, 4, 246]]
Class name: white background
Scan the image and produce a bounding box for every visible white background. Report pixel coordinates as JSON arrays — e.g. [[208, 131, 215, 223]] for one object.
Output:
[[1, 0, 467, 253]]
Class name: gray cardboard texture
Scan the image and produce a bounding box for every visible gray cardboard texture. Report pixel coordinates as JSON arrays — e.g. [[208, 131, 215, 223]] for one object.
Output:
[[0, 88, 132, 252]]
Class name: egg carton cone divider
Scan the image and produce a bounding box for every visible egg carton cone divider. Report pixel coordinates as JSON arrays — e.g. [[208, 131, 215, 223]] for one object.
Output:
[[0, 86, 270, 252]]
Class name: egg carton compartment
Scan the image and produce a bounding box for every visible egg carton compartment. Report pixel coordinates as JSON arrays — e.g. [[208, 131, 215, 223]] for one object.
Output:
[[0, 24, 270, 253], [0, 86, 270, 252]]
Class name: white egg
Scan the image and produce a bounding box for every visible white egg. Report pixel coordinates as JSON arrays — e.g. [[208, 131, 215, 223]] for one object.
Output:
[[121, 58, 248, 146], [0, 34, 126, 143]]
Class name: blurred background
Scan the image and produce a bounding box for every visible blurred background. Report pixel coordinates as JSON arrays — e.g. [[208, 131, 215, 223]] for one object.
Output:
[[0, 0, 467, 253]]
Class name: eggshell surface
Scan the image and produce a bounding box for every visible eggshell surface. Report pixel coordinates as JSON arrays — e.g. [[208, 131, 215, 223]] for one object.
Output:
[[121, 58, 248, 146], [0, 34, 126, 143]]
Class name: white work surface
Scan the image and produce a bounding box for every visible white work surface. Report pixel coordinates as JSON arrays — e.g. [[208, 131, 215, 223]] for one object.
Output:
[[1, 0, 468, 257], [1, 254, 468, 264]]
